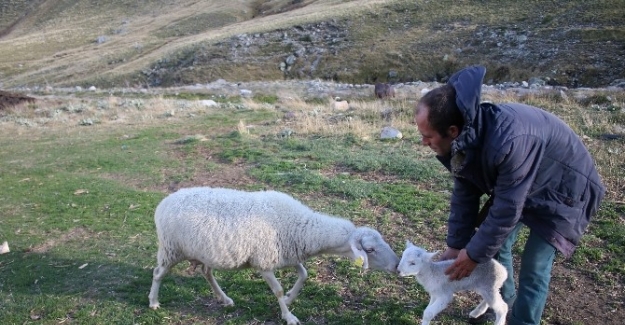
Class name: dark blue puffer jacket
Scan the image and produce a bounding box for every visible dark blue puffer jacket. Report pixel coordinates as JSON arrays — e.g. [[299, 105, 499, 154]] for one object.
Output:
[[437, 66, 605, 263]]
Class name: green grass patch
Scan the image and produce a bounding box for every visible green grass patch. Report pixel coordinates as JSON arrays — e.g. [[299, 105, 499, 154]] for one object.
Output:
[[0, 89, 623, 324]]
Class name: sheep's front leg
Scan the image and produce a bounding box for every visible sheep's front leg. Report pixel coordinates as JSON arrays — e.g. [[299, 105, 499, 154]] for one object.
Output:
[[421, 294, 453, 325], [284, 263, 308, 305], [201, 267, 234, 306], [260, 270, 300, 325]]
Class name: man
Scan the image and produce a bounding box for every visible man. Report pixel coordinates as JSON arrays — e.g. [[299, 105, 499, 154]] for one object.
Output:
[[414, 66, 605, 325]]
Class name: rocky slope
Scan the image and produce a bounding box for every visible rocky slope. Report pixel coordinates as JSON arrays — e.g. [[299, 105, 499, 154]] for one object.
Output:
[[1, 0, 624, 88], [142, 9, 625, 88]]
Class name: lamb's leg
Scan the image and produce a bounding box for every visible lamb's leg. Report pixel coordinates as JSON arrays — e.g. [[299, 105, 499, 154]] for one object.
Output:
[[284, 263, 308, 305], [478, 290, 508, 325], [421, 294, 453, 325], [201, 266, 234, 306], [260, 270, 300, 325], [468, 299, 489, 318]]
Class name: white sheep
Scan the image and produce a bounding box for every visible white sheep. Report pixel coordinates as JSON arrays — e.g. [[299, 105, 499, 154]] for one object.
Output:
[[398, 241, 508, 325], [148, 187, 399, 325]]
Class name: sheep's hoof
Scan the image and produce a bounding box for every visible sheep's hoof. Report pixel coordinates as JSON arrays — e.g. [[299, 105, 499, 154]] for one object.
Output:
[[149, 303, 160, 310]]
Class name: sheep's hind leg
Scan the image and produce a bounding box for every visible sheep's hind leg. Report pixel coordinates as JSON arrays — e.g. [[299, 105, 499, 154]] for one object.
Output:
[[149, 258, 175, 309], [201, 266, 234, 306], [468, 299, 489, 318], [260, 270, 300, 325], [284, 263, 308, 305]]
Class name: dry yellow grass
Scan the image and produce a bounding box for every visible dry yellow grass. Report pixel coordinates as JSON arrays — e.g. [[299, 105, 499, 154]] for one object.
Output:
[[1, 83, 622, 202]]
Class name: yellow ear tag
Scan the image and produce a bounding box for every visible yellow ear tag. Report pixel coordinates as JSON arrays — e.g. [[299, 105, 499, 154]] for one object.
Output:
[[354, 256, 364, 267]]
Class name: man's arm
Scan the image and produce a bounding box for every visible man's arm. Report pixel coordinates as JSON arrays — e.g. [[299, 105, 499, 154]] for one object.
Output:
[[465, 135, 544, 263], [446, 177, 482, 250]]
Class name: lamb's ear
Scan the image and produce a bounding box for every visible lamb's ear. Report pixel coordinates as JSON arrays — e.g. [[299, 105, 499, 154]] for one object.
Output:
[[349, 238, 369, 269], [426, 251, 439, 261], [405, 240, 415, 248]]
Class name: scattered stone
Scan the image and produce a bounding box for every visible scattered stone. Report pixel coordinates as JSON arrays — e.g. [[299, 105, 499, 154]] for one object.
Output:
[[380, 126, 403, 139], [200, 99, 218, 107], [79, 118, 94, 126], [278, 128, 294, 138], [0, 241, 9, 254], [331, 98, 349, 111]]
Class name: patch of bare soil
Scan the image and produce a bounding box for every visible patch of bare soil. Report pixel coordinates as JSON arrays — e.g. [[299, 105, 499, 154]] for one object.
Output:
[[161, 142, 256, 194], [0, 90, 35, 110], [26, 226, 93, 253], [168, 164, 256, 193], [546, 263, 622, 324]]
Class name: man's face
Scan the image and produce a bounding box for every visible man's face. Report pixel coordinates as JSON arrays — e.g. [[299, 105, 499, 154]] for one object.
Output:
[[415, 106, 457, 157]]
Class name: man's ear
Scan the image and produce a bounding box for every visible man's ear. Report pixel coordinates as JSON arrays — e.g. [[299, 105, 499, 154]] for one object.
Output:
[[447, 125, 460, 139]]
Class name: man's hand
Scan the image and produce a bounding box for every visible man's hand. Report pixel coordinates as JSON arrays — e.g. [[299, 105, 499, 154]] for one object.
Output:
[[438, 247, 460, 261], [444, 248, 477, 281]]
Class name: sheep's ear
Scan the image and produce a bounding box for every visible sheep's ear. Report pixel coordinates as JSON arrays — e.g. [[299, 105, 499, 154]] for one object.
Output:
[[349, 239, 369, 269], [405, 240, 414, 248]]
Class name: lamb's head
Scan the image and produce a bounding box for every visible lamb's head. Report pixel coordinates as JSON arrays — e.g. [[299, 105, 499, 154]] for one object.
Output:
[[349, 227, 399, 273], [398, 241, 438, 277]]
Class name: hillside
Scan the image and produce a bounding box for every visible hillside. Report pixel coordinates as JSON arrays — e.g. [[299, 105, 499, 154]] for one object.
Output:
[[1, 0, 624, 88]]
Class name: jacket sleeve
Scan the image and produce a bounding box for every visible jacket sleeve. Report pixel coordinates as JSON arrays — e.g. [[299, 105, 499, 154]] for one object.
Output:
[[447, 177, 482, 250], [466, 134, 544, 263]]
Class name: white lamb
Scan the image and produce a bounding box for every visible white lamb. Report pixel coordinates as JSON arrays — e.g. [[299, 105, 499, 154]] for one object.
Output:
[[398, 241, 508, 325], [148, 187, 399, 325]]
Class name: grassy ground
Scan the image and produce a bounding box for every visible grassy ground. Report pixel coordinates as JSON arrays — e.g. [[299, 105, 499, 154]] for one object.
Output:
[[0, 85, 623, 324]]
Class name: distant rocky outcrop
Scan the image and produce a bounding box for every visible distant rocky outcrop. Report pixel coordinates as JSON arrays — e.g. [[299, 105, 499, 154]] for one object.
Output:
[[142, 13, 624, 89]]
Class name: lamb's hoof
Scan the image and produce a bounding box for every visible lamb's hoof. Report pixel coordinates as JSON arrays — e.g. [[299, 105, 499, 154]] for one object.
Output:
[[283, 313, 300, 325], [149, 303, 160, 310], [220, 297, 234, 306], [468, 308, 495, 324]]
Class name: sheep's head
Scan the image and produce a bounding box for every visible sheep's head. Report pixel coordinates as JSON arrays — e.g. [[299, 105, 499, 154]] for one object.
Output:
[[397, 241, 437, 277], [349, 227, 399, 273]]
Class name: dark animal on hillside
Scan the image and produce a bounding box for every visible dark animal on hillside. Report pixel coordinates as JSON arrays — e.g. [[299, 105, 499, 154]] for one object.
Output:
[[0, 90, 36, 110], [374, 83, 395, 99]]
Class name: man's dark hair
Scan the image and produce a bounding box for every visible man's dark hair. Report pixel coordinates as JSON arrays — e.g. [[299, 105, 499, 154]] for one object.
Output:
[[416, 84, 464, 137]]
